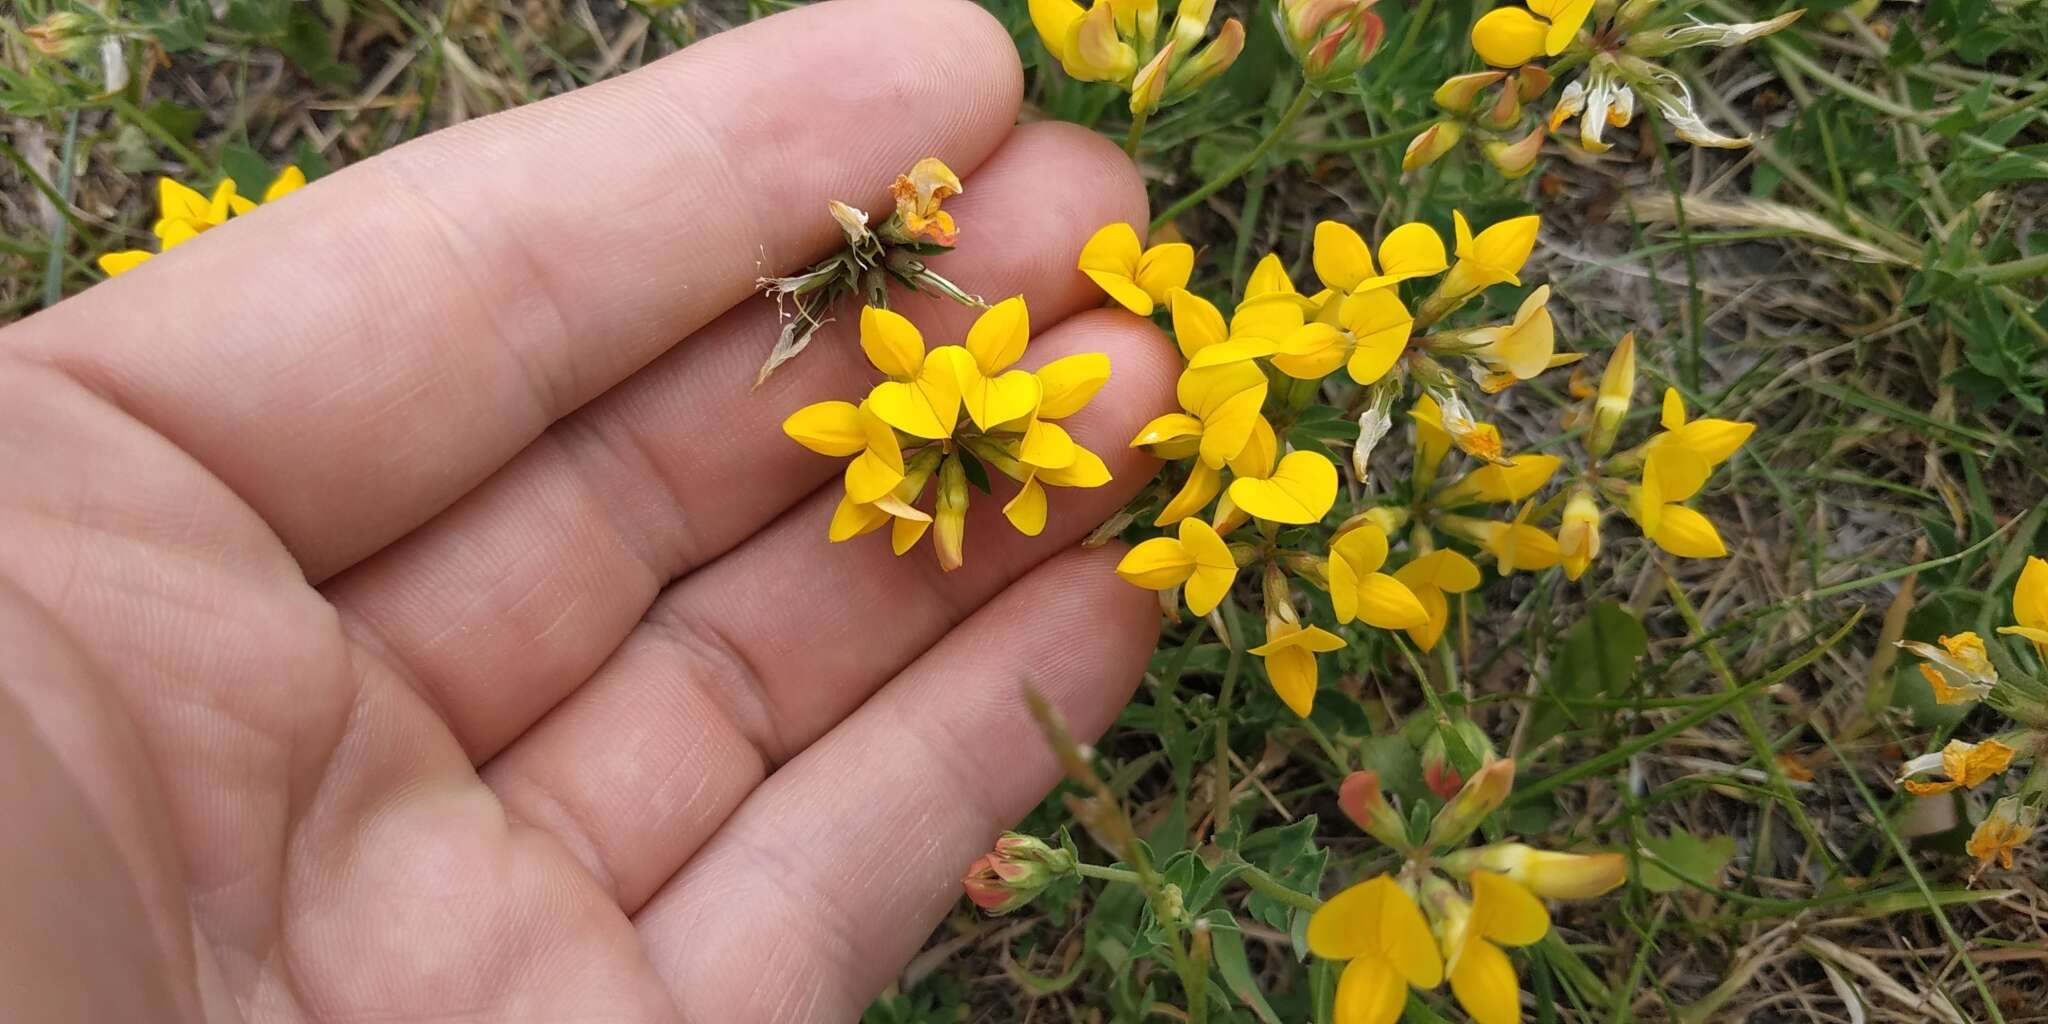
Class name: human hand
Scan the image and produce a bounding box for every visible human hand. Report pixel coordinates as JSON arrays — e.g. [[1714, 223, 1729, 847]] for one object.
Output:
[[0, 2, 1177, 1018]]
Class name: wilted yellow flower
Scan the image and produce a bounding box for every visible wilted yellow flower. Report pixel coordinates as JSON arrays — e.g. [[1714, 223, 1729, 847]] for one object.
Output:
[[1393, 549, 1481, 651], [1899, 739, 2017, 796], [1080, 222, 1195, 316], [1436, 871, 1550, 1024], [1997, 556, 2048, 659], [1328, 525, 1430, 630], [1585, 332, 1636, 458], [1967, 796, 2039, 871], [1900, 632, 1998, 704], [887, 158, 963, 246], [100, 167, 304, 276], [1116, 517, 1240, 616], [1307, 875, 1444, 1024]]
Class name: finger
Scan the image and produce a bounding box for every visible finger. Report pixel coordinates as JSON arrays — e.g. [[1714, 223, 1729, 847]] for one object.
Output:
[[634, 545, 1155, 1020], [482, 309, 1178, 910], [326, 123, 1144, 761], [4, 0, 1023, 581]]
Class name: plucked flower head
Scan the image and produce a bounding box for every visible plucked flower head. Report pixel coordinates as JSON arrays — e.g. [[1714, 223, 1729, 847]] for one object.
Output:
[[1968, 796, 2039, 871], [885, 158, 963, 246], [1899, 632, 1998, 705], [1898, 739, 2016, 796], [783, 298, 1112, 570]]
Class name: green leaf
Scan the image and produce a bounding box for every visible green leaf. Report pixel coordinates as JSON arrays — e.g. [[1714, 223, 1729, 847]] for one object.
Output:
[[1523, 602, 1647, 750], [1639, 831, 1735, 893], [1206, 911, 1282, 1024]]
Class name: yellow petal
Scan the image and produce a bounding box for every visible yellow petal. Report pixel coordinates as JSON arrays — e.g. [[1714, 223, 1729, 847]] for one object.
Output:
[[1156, 461, 1224, 525], [860, 305, 927, 379], [1404, 583, 1450, 651], [845, 450, 906, 504], [1135, 243, 1195, 303], [2013, 556, 2048, 629], [1196, 384, 1269, 470], [157, 219, 201, 250], [1649, 505, 1727, 558], [1448, 939, 1523, 1024], [1003, 476, 1049, 536], [1228, 415, 1278, 479], [1308, 876, 1394, 961], [1085, 269, 1159, 316], [1362, 221, 1450, 289], [1332, 523, 1391, 576], [1491, 286, 1554, 379], [1334, 958, 1408, 1024], [1228, 450, 1338, 524], [1340, 288, 1414, 385], [1644, 446, 1711, 504], [1177, 360, 1267, 419], [1399, 550, 1482, 593], [1117, 536, 1198, 590], [263, 165, 307, 203], [829, 495, 891, 541], [1080, 222, 1143, 275], [1534, 0, 1594, 53], [207, 179, 246, 222], [783, 400, 867, 456], [97, 249, 152, 276], [1660, 386, 1687, 430], [1669, 418, 1756, 466], [1132, 412, 1204, 449], [869, 379, 951, 440], [1469, 214, 1541, 283], [1038, 444, 1112, 488], [1355, 573, 1430, 630], [156, 176, 209, 222], [1441, 454, 1562, 506], [1019, 418, 1079, 470], [1028, 0, 1087, 62], [1313, 220, 1376, 293], [1260, 644, 1319, 717], [1244, 252, 1296, 300], [1270, 322, 1350, 380], [966, 296, 1030, 374], [964, 368, 1043, 432], [1471, 6, 1548, 67], [1170, 288, 1229, 361], [1187, 337, 1281, 368], [1469, 871, 1549, 947], [1035, 352, 1112, 419]]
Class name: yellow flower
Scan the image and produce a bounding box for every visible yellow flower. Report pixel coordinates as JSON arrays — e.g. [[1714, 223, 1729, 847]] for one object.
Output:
[[1079, 222, 1195, 316], [1899, 739, 2017, 796], [1470, 0, 1591, 67], [1997, 555, 2048, 659], [1313, 220, 1450, 296], [1437, 453, 1561, 507], [1448, 844, 1626, 900], [1629, 448, 1727, 559], [1585, 332, 1635, 458], [1306, 876, 1445, 1024], [99, 167, 304, 277], [1132, 360, 1267, 471], [1228, 448, 1340, 525], [1557, 487, 1601, 581], [1646, 387, 1754, 469], [1032, 0, 1137, 81], [1453, 508, 1562, 575], [1250, 617, 1347, 717], [1393, 549, 1481, 651], [1467, 285, 1556, 384], [888, 157, 963, 246], [1440, 872, 1550, 1024], [1328, 525, 1430, 630], [1410, 393, 1456, 488], [1967, 796, 2038, 871], [1116, 518, 1240, 616], [1440, 211, 1542, 299], [789, 299, 1109, 567]]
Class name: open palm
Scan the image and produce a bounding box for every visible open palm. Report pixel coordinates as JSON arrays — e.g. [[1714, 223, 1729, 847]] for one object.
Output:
[[0, 3, 1175, 1018]]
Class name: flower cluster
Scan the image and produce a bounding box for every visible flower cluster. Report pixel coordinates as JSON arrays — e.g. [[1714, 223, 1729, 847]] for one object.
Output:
[[1275, 0, 1387, 91], [962, 832, 1078, 914], [1103, 212, 1567, 718], [98, 165, 305, 276], [755, 158, 982, 385], [783, 298, 1113, 571], [1411, 1, 1804, 175], [1028, 0, 1245, 115], [1311, 764, 1624, 1024], [1896, 556, 2048, 872]]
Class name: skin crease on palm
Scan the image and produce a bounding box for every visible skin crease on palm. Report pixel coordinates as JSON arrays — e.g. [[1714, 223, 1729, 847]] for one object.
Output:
[[0, 1, 1184, 1019]]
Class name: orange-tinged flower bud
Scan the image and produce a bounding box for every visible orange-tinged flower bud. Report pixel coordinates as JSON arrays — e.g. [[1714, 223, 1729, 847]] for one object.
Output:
[[1130, 42, 1176, 114], [1166, 18, 1244, 99], [1516, 64, 1554, 100], [26, 11, 96, 59], [1443, 842, 1627, 899], [1403, 120, 1463, 172], [1338, 771, 1414, 851], [1435, 71, 1507, 113], [1483, 124, 1547, 179], [1479, 83, 1522, 130], [1420, 720, 1496, 799], [1426, 757, 1515, 849], [935, 455, 969, 571], [1279, 0, 1382, 86], [1588, 332, 1635, 457], [1558, 487, 1601, 581], [962, 832, 1077, 914]]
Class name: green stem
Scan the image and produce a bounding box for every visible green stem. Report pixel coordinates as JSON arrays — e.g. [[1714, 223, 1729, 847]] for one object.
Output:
[[1966, 250, 2048, 285], [1150, 82, 1315, 232], [1233, 861, 1326, 913], [1076, 863, 1145, 885], [1212, 600, 1246, 835], [1125, 107, 1151, 161], [43, 113, 79, 308]]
